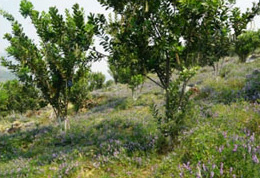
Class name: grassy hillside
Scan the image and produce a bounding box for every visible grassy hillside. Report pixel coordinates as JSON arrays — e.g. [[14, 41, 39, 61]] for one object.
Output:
[[0, 58, 259, 178]]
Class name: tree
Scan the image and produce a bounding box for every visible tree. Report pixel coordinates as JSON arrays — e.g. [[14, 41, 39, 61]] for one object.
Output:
[[234, 30, 260, 62], [0, 0, 97, 121], [0, 80, 46, 116], [0, 83, 9, 117], [112, 65, 144, 100], [69, 69, 91, 113], [108, 64, 119, 84], [69, 70, 106, 112], [89, 72, 106, 90], [96, 0, 260, 138]]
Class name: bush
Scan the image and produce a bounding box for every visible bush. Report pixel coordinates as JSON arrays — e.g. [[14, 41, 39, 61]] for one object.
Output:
[[89, 72, 106, 90], [153, 67, 198, 142], [0, 80, 47, 116], [69, 71, 106, 112], [70, 78, 91, 113], [234, 30, 260, 63], [105, 79, 114, 88]]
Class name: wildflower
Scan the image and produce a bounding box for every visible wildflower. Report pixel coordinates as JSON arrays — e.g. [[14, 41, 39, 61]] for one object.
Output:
[[196, 165, 202, 178], [233, 144, 238, 152], [233, 174, 236, 178], [218, 145, 224, 153], [179, 171, 184, 178], [220, 162, 224, 175], [248, 145, 252, 153], [212, 164, 216, 169], [247, 130, 251, 137], [250, 133, 255, 142], [136, 157, 142, 165], [230, 167, 233, 174], [210, 171, 214, 178], [113, 150, 119, 157], [252, 155, 259, 164], [202, 164, 207, 171], [222, 131, 227, 138], [93, 162, 100, 168]]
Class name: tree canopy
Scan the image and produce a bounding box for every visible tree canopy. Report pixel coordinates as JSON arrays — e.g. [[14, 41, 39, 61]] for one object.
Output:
[[98, 0, 260, 89], [96, 0, 260, 138], [0, 0, 97, 120], [235, 29, 260, 62]]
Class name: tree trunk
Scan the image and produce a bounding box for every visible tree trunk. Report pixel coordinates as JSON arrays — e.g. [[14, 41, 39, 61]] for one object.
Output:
[[165, 55, 171, 114], [132, 89, 137, 101]]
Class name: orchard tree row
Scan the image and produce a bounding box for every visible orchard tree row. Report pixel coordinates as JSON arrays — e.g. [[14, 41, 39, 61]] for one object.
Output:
[[1, 0, 260, 136], [0, 72, 110, 117]]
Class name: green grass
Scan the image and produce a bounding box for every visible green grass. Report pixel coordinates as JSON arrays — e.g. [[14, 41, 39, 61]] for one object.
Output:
[[0, 58, 260, 177]]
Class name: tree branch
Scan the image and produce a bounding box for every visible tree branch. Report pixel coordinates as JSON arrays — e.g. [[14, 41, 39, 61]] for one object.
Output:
[[146, 75, 165, 89], [89, 47, 109, 58]]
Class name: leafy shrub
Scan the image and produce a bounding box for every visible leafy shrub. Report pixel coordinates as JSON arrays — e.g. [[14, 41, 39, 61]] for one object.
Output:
[[234, 30, 260, 63], [153, 67, 198, 142], [0, 80, 46, 116], [89, 72, 106, 90], [105, 79, 114, 88], [70, 81, 92, 113], [69, 71, 107, 112]]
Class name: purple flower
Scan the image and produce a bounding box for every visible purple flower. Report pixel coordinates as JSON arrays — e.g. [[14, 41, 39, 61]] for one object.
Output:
[[202, 164, 207, 171], [220, 162, 224, 175], [179, 172, 184, 178], [250, 133, 255, 142], [93, 162, 100, 168], [233, 174, 236, 178], [197, 161, 201, 167], [233, 144, 238, 152], [252, 155, 259, 164], [247, 130, 251, 137], [126, 171, 132, 176], [218, 145, 224, 153], [222, 131, 227, 138], [136, 157, 142, 165], [248, 145, 252, 153], [212, 164, 216, 169], [196, 165, 202, 178], [183, 162, 191, 171], [230, 167, 233, 174], [210, 171, 214, 178]]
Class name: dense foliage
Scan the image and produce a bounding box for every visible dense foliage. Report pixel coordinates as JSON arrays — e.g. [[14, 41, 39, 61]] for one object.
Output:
[[96, 0, 260, 139], [0, 80, 46, 117], [0, 0, 96, 120], [235, 30, 260, 62], [69, 71, 106, 112]]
